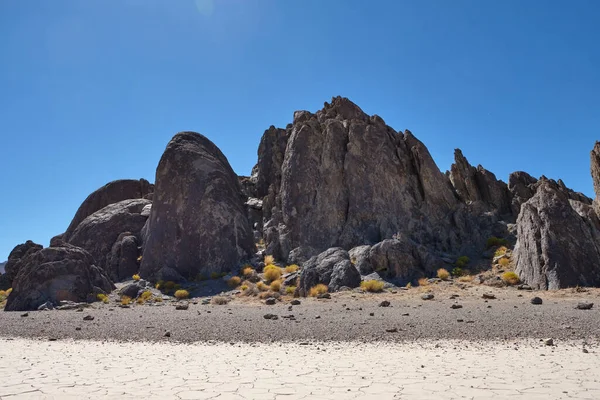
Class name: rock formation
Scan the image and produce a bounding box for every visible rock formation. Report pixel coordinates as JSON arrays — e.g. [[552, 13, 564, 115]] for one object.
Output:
[[63, 179, 153, 241], [140, 132, 255, 281], [5, 243, 114, 311], [591, 142, 600, 216], [296, 248, 361, 296], [0, 240, 43, 290]]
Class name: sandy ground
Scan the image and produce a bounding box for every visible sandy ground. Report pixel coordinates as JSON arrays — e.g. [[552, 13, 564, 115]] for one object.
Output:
[[0, 337, 599, 399]]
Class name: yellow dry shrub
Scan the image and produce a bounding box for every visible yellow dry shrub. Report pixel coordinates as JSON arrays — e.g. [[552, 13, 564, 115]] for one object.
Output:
[[494, 246, 508, 257], [418, 278, 429, 287], [360, 280, 385, 293], [132, 274, 141, 281], [227, 276, 242, 288], [284, 265, 299, 274], [263, 265, 282, 282], [96, 293, 109, 304], [140, 291, 152, 301], [270, 280, 282, 292], [458, 275, 474, 283], [174, 289, 190, 300], [264, 255, 275, 266], [121, 296, 132, 306], [285, 286, 296, 295], [242, 266, 255, 277], [308, 284, 328, 297], [240, 284, 249, 291], [212, 296, 229, 305], [501, 271, 520, 285], [257, 282, 269, 292], [437, 268, 450, 281], [499, 258, 510, 268]]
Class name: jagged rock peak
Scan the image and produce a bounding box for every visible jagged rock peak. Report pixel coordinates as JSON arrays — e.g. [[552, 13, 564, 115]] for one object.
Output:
[[591, 141, 600, 215]]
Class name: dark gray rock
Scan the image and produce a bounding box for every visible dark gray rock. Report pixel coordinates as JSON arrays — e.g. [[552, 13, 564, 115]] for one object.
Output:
[[140, 132, 255, 281], [106, 233, 140, 282], [349, 245, 372, 275], [421, 293, 434, 300], [576, 302, 594, 310], [591, 142, 600, 216], [119, 282, 143, 298], [1, 240, 43, 290], [287, 246, 319, 265], [296, 248, 360, 296], [64, 179, 153, 240], [530, 297, 543, 305], [67, 199, 150, 272], [5, 243, 114, 311], [514, 180, 600, 289]]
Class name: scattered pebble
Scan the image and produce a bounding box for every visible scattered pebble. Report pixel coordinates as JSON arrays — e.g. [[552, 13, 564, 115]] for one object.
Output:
[[164, 331, 171, 337], [20, 313, 29, 318], [386, 328, 398, 333], [544, 338, 554, 346], [290, 300, 301, 306], [379, 301, 391, 307], [482, 293, 496, 300], [530, 297, 543, 305], [83, 315, 95, 321], [265, 298, 276, 305], [421, 294, 434, 301], [263, 314, 278, 320], [450, 304, 463, 309], [576, 302, 594, 310], [175, 303, 189, 310]]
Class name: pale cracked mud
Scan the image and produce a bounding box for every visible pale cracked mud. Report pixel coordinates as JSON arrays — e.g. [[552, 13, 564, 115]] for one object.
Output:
[[1, 338, 599, 399]]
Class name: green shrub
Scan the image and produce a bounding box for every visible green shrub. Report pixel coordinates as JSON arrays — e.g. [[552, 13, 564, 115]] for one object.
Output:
[[452, 267, 465, 277], [455, 256, 470, 268], [487, 237, 508, 249]]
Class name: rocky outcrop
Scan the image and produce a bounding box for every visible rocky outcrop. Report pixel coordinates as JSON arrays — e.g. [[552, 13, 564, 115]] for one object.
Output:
[[449, 149, 511, 215], [0, 261, 5, 274], [67, 199, 150, 276], [508, 171, 538, 216], [64, 179, 153, 240], [296, 248, 361, 296], [591, 142, 600, 216], [105, 233, 140, 282], [0, 240, 43, 290], [5, 243, 114, 311], [140, 132, 255, 281], [514, 180, 600, 289]]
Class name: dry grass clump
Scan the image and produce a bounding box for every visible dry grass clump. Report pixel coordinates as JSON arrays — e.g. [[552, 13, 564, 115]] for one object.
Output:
[[437, 268, 450, 281], [242, 284, 259, 297], [458, 275, 475, 283], [227, 276, 242, 288], [499, 258, 510, 268], [494, 246, 509, 257], [140, 291, 152, 301], [96, 293, 109, 304], [269, 280, 282, 292], [153, 296, 163, 303], [257, 281, 269, 292], [360, 280, 385, 292], [211, 296, 230, 305], [308, 284, 328, 297], [121, 296, 132, 306], [240, 284, 249, 291], [501, 271, 520, 285], [174, 289, 190, 300], [263, 265, 282, 282], [242, 266, 255, 277], [264, 255, 275, 266], [132, 274, 141, 281], [285, 286, 296, 295], [284, 264, 299, 274], [417, 278, 429, 287]]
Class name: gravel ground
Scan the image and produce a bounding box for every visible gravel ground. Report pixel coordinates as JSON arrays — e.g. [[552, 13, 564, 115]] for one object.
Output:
[[1, 285, 599, 344]]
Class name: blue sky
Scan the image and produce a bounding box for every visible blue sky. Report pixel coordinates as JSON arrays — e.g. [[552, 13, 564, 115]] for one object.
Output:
[[1, 0, 599, 260]]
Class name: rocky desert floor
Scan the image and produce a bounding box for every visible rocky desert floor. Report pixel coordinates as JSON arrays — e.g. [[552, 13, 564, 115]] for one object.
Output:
[[1, 285, 600, 399]]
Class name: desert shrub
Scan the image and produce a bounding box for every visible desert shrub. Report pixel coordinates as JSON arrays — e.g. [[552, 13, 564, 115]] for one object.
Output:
[[242, 285, 259, 297], [360, 280, 385, 292], [96, 293, 109, 304], [211, 296, 230, 305], [406, 282, 412, 289], [195, 273, 207, 282], [227, 276, 241, 288], [154, 297, 163, 302], [284, 265, 299, 274], [437, 268, 450, 281], [501, 271, 520, 285], [263, 265, 282, 282], [174, 289, 190, 300], [487, 237, 509, 249], [270, 280, 282, 292], [155, 280, 164, 290], [499, 258, 510, 268], [242, 266, 255, 277], [132, 274, 141, 281], [164, 281, 176, 291], [452, 267, 465, 277], [210, 272, 221, 280], [257, 282, 269, 292], [240, 284, 249, 291], [258, 291, 274, 300], [494, 246, 508, 257], [308, 284, 328, 297], [455, 256, 470, 268], [140, 291, 152, 301], [417, 278, 429, 287], [264, 255, 275, 266], [458, 275, 474, 283], [136, 297, 145, 305], [121, 296, 132, 306], [285, 286, 296, 295], [137, 255, 143, 262]]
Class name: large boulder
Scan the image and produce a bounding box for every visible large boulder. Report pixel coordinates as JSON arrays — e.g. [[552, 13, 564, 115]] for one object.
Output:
[[64, 179, 153, 240], [105, 233, 140, 282], [67, 199, 150, 274], [5, 243, 114, 311], [140, 132, 255, 281], [296, 248, 361, 296], [0, 240, 43, 290], [514, 180, 600, 289], [591, 141, 600, 216]]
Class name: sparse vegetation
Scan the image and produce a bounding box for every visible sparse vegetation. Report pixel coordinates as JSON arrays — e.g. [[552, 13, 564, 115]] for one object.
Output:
[[242, 284, 259, 297], [211, 296, 230, 305], [140, 291, 152, 301], [501, 271, 520, 285], [155, 280, 164, 290], [210, 272, 221, 280], [308, 284, 328, 297], [270, 280, 282, 292], [499, 258, 510, 268], [494, 246, 508, 257], [487, 236, 509, 249], [137, 255, 143, 262], [258, 291, 274, 300], [240, 284, 249, 291], [132, 274, 141, 281], [284, 265, 299, 274], [174, 289, 190, 300], [195, 273, 207, 282], [121, 296, 132, 306], [285, 286, 296, 295], [257, 282, 269, 292], [96, 293, 109, 304], [458, 275, 475, 283], [264, 255, 275, 266], [437, 268, 450, 281], [242, 266, 255, 277], [452, 267, 465, 277], [417, 278, 429, 287], [360, 280, 385, 293], [263, 265, 283, 282], [455, 256, 470, 268], [406, 282, 412, 289], [164, 281, 176, 291], [227, 276, 242, 288], [153, 296, 163, 302]]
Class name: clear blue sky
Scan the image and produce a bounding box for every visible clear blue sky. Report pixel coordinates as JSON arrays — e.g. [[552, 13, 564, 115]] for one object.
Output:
[[1, 0, 599, 260]]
